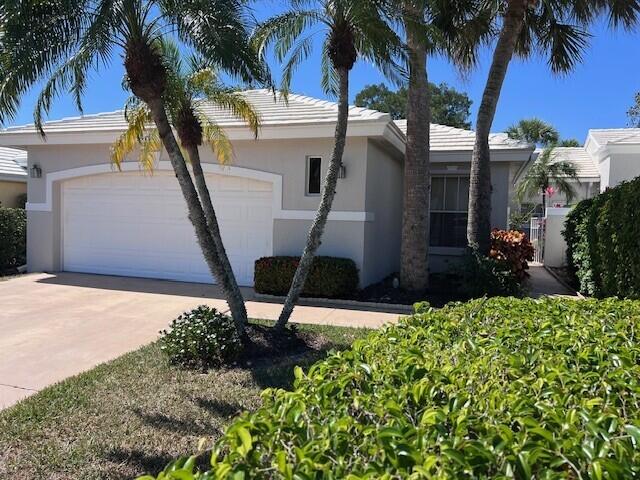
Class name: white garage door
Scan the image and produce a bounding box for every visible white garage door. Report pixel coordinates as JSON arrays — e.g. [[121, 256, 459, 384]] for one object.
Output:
[[62, 171, 273, 286]]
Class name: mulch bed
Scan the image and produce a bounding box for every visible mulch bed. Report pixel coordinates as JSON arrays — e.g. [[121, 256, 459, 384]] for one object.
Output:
[[351, 274, 465, 308], [239, 324, 332, 366]]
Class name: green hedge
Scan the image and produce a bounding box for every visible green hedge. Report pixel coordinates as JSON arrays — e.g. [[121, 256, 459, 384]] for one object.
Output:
[[0, 207, 26, 271], [145, 298, 640, 479], [563, 177, 640, 298], [254, 256, 359, 298]]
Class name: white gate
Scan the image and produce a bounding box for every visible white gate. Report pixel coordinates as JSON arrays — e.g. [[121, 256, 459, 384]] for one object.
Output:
[[529, 217, 545, 264]]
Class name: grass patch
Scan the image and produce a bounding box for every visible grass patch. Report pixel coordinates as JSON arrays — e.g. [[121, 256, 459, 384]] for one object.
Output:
[[0, 321, 370, 480]]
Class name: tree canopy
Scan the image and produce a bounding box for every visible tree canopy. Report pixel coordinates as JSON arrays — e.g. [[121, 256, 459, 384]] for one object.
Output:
[[354, 82, 472, 129], [629, 92, 640, 127], [506, 118, 582, 147]]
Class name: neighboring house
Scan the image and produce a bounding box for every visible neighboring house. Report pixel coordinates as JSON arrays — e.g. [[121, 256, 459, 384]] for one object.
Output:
[[0, 90, 532, 287], [0, 147, 27, 208], [513, 128, 640, 213]]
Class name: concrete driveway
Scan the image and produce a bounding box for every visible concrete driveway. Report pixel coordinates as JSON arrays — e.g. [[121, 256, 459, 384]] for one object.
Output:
[[1, 273, 401, 409]]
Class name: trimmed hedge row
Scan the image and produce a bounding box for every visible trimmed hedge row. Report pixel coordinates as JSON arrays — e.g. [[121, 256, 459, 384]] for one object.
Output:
[[254, 256, 359, 298], [0, 207, 26, 271], [563, 176, 640, 298], [145, 297, 640, 479]]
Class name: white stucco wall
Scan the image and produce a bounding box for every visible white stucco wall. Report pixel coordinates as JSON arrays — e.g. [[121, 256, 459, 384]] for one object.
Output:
[[600, 153, 640, 190], [23, 136, 383, 285], [543, 207, 571, 268], [362, 139, 403, 285]]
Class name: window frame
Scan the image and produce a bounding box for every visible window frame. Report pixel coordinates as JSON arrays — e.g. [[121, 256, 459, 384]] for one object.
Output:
[[306, 156, 323, 196], [429, 175, 470, 249]]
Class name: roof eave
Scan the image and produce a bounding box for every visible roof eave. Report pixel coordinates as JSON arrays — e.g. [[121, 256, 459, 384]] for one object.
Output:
[[0, 173, 27, 182], [0, 119, 395, 147]]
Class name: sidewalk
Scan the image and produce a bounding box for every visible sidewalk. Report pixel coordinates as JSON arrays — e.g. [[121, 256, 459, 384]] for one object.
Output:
[[526, 265, 578, 298]]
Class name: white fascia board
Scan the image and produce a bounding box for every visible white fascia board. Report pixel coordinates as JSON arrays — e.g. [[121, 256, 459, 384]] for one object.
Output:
[[0, 120, 392, 147], [0, 173, 27, 182]]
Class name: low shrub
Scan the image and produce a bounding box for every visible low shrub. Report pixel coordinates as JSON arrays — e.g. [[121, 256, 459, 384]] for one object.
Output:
[[453, 248, 523, 298], [0, 207, 26, 271], [145, 297, 640, 479], [254, 256, 359, 298], [563, 176, 640, 298], [489, 228, 534, 281], [158, 306, 241, 370]]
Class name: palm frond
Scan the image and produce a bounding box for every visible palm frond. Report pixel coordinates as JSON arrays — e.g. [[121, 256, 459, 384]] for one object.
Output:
[[196, 89, 261, 139], [197, 113, 234, 165], [111, 104, 154, 170], [160, 0, 269, 85]]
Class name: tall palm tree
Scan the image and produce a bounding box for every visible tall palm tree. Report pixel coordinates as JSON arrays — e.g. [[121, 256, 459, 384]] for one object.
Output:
[[253, 0, 401, 328], [466, 0, 596, 254], [506, 117, 559, 147], [397, 0, 489, 291], [111, 41, 261, 333], [516, 147, 579, 211], [0, 0, 268, 337]]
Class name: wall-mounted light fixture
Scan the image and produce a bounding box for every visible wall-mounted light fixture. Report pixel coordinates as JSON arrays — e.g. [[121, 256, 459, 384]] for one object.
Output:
[[338, 163, 347, 179], [30, 164, 42, 179]]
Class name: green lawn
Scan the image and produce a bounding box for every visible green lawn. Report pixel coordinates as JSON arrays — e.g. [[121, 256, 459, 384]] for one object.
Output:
[[0, 322, 370, 480]]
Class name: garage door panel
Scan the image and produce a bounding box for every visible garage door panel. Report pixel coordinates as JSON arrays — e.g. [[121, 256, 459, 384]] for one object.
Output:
[[62, 171, 272, 286]]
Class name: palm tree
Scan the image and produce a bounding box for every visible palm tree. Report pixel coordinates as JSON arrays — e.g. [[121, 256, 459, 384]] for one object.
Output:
[[516, 147, 579, 211], [506, 118, 559, 147], [111, 41, 261, 333], [397, 0, 489, 291], [0, 0, 268, 337], [253, 0, 401, 328], [466, 0, 597, 254]]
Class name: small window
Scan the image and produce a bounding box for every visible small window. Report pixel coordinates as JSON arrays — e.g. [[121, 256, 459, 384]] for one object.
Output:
[[430, 175, 470, 248], [307, 156, 322, 195]]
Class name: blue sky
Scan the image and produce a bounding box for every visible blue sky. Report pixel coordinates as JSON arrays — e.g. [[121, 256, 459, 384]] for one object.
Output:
[[6, 13, 639, 143]]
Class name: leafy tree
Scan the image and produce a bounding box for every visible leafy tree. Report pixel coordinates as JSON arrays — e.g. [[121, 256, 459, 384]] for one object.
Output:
[[253, 0, 401, 326], [516, 147, 579, 211], [354, 82, 472, 128], [629, 91, 640, 127], [0, 0, 268, 337], [111, 40, 260, 330], [465, 0, 615, 254]]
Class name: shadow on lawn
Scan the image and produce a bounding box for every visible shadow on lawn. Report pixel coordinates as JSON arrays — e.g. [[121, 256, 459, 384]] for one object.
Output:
[[103, 341, 347, 478], [106, 448, 176, 479]]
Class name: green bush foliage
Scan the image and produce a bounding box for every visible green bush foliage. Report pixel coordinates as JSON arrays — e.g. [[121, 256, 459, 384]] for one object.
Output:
[[143, 297, 640, 479], [159, 306, 241, 370], [254, 256, 359, 298], [454, 249, 523, 298], [563, 177, 640, 298], [0, 207, 26, 271]]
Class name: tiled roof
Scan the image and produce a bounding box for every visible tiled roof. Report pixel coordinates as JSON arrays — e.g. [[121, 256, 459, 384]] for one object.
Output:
[[393, 120, 531, 151], [3, 89, 388, 135], [547, 147, 600, 179], [0, 147, 27, 179], [588, 128, 640, 146]]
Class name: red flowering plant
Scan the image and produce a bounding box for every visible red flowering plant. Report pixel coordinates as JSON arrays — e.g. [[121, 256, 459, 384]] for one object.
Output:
[[489, 229, 535, 281]]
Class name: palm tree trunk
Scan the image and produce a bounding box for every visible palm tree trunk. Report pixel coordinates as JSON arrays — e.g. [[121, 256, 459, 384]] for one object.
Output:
[[185, 145, 249, 326], [276, 67, 350, 329], [467, 0, 527, 254], [145, 97, 246, 337], [400, 10, 430, 291]]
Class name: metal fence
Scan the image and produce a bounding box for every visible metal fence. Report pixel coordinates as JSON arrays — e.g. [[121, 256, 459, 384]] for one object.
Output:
[[530, 216, 545, 264]]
